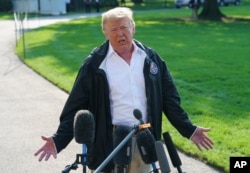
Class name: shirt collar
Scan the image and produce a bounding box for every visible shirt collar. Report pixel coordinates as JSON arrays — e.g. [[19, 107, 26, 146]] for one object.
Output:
[[106, 40, 144, 59]]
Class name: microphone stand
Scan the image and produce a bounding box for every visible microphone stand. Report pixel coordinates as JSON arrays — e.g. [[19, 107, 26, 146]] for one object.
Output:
[[150, 162, 159, 173], [61, 144, 88, 173], [94, 125, 139, 173]]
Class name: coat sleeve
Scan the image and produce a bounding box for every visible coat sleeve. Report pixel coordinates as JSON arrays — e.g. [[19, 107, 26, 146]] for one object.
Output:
[[160, 56, 197, 138], [52, 63, 90, 153]]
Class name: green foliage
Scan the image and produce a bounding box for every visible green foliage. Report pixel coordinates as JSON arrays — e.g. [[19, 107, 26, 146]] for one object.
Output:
[[0, 12, 13, 20], [16, 6, 250, 173]]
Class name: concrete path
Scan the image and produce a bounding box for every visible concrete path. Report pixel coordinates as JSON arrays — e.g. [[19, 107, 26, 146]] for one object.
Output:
[[0, 13, 223, 173]]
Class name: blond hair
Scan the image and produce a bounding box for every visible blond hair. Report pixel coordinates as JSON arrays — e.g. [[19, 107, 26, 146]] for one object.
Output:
[[101, 7, 135, 30]]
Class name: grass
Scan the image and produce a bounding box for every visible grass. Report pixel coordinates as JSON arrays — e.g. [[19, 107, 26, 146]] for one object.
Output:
[[14, 4, 250, 173], [0, 12, 13, 20]]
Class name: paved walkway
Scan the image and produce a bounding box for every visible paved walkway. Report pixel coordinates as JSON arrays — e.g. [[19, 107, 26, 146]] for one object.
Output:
[[0, 13, 223, 173]]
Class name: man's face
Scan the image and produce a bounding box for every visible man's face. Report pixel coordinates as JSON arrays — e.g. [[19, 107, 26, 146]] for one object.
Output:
[[103, 17, 135, 53]]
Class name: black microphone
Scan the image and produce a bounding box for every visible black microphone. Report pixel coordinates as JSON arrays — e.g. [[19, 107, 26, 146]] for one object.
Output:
[[74, 110, 95, 145], [136, 129, 158, 164], [133, 108, 144, 124], [133, 109, 158, 172], [163, 132, 183, 173], [74, 110, 95, 172], [113, 125, 132, 165], [155, 141, 171, 173], [113, 125, 133, 173]]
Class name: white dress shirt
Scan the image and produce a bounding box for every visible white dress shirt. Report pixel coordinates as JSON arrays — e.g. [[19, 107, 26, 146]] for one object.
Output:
[[100, 41, 147, 126]]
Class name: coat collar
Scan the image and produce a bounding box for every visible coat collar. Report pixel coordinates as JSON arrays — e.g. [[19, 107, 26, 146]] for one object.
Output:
[[86, 39, 152, 71]]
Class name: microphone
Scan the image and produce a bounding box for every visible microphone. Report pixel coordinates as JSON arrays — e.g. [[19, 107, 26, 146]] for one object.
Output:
[[133, 109, 158, 172], [74, 110, 95, 145], [133, 108, 144, 124], [136, 129, 158, 164], [155, 141, 171, 173], [73, 110, 95, 172], [113, 125, 133, 173], [163, 132, 183, 173], [94, 124, 137, 173]]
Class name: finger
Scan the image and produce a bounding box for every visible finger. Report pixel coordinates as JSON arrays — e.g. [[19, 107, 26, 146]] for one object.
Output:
[[52, 152, 57, 159], [34, 148, 42, 156], [45, 153, 51, 161], [202, 128, 211, 132], [195, 142, 202, 151], [204, 135, 214, 145], [200, 141, 210, 150], [197, 145, 202, 151], [39, 151, 46, 162], [203, 139, 213, 149], [41, 136, 49, 141]]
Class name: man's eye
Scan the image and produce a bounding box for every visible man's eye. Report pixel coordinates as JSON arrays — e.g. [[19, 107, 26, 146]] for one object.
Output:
[[121, 26, 128, 30]]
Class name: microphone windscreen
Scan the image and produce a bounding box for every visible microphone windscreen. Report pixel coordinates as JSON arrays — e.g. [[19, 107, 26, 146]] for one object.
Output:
[[133, 109, 142, 121], [155, 141, 171, 173], [113, 125, 132, 165], [163, 132, 182, 168], [136, 129, 158, 164], [74, 110, 95, 144]]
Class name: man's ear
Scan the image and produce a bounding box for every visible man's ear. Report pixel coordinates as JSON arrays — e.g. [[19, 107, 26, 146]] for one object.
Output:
[[102, 29, 108, 39], [133, 27, 136, 35], [132, 24, 136, 35]]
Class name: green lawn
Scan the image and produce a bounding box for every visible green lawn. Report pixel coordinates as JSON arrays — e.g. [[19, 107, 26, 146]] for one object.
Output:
[[15, 5, 250, 173]]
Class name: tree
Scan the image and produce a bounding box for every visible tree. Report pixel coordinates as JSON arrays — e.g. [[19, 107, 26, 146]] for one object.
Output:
[[199, 0, 226, 21]]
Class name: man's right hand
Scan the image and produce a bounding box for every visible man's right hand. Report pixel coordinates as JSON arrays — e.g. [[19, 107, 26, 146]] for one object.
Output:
[[34, 136, 57, 161]]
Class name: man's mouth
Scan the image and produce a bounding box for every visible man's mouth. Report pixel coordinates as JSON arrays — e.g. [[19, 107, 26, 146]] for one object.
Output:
[[118, 39, 126, 44]]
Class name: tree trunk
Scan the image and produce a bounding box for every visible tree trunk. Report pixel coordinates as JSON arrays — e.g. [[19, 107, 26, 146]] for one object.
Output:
[[199, 0, 226, 21]]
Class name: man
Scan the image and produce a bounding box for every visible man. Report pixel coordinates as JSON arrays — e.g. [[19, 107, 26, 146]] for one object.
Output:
[[35, 7, 213, 173]]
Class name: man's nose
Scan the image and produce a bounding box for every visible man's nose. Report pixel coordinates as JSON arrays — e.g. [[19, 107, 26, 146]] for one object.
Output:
[[117, 29, 123, 36]]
